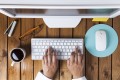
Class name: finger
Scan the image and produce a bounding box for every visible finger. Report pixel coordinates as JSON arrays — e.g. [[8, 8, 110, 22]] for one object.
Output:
[[42, 56, 45, 65], [44, 49, 48, 65], [70, 52, 75, 64], [78, 52, 80, 56], [78, 55, 82, 64], [75, 46, 79, 53], [45, 49, 48, 56], [52, 51, 57, 64], [67, 58, 70, 66], [48, 46, 53, 55], [44, 55, 48, 65], [81, 55, 85, 70], [75, 53, 78, 64], [48, 52, 52, 65], [47, 47, 53, 64]]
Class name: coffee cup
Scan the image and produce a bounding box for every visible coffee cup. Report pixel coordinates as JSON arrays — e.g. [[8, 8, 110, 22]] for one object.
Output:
[[10, 48, 26, 66]]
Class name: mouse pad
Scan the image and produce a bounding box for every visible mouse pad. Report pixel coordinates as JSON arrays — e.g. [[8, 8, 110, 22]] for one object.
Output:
[[85, 24, 118, 57]]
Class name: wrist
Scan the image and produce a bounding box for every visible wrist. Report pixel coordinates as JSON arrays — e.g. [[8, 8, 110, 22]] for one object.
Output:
[[73, 74, 84, 79], [43, 72, 54, 79], [41, 70, 54, 79]]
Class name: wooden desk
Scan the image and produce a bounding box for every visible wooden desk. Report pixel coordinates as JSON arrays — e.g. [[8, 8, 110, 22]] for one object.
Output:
[[0, 13, 120, 80]]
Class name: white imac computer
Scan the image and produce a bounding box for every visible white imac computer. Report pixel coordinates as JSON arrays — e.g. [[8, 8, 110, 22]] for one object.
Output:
[[0, 0, 120, 28]]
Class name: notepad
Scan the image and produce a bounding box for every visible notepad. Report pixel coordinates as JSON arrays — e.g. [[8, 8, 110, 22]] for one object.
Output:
[[92, 18, 109, 22]]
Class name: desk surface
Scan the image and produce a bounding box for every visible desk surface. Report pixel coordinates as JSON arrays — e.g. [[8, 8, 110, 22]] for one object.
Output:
[[0, 14, 120, 80]]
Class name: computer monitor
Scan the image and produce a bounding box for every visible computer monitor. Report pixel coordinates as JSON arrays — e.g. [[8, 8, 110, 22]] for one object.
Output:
[[0, 0, 120, 28]]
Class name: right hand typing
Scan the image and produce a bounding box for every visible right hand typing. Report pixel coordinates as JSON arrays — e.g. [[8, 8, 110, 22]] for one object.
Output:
[[67, 48, 84, 79]]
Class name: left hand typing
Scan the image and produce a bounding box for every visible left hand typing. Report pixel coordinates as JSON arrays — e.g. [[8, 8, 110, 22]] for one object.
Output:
[[42, 47, 58, 79]]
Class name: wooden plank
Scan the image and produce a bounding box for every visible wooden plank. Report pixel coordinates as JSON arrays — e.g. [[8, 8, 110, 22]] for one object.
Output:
[[7, 18, 20, 80], [86, 19, 99, 80], [73, 19, 86, 38], [99, 19, 112, 80], [0, 13, 7, 80], [48, 28, 59, 38], [34, 18, 47, 79], [112, 16, 120, 80], [73, 19, 86, 76], [47, 27, 60, 80], [21, 18, 34, 80], [60, 28, 72, 80]]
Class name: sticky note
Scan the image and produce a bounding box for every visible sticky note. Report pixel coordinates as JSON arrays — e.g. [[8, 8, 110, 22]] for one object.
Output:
[[92, 18, 109, 22]]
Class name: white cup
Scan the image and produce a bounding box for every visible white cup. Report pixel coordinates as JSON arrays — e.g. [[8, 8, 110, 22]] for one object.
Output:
[[10, 48, 26, 66]]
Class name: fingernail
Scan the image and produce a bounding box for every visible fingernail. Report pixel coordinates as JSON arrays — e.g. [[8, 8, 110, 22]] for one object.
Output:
[[75, 46, 78, 48], [49, 46, 52, 48]]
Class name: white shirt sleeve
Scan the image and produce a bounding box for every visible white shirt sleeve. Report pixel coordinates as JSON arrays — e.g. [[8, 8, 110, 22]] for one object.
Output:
[[72, 76, 87, 80], [35, 71, 52, 80], [35, 71, 87, 80]]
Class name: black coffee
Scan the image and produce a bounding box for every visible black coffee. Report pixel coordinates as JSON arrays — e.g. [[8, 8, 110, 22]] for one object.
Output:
[[11, 49, 24, 62]]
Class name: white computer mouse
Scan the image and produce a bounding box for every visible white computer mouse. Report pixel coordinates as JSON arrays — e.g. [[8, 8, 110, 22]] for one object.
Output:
[[95, 30, 107, 51]]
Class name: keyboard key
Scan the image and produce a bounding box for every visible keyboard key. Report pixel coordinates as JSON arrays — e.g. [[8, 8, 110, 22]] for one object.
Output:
[[53, 43, 56, 45], [70, 49, 73, 52], [33, 49, 38, 52], [58, 46, 62, 48], [62, 46, 65, 48], [65, 46, 68, 48], [43, 43, 45, 45], [71, 43, 73, 45], [32, 42, 35, 45], [50, 43, 52, 45], [62, 49, 66, 52], [45, 46, 48, 49], [64, 53, 68, 55], [68, 52, 71, 55], [33, 46, 37, 48], [32, 56, 36, 59], [60, 43, 63, 45], [64, 43, 67, 45], [74, 43, 77, 45], [41, 52, 44, 55], [34, 53, 39, 55], [40, 56, 43, 59], [64, 56, 68, 59], [36, 56, 39, 59], [67, 49, 70, 52], [38, 46, 41, 48], [57, 43, 59, 45], [67, 43, 70, 45], [69, 46, 72, 48]]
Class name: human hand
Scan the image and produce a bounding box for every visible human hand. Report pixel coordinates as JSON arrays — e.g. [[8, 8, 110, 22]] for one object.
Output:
[[42, 47, 58, 79], [67, 48, 84, 79]]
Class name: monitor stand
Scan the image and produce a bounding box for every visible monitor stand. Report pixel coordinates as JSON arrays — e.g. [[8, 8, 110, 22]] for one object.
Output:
[[43, 9, 81, 28], [43, 16, 81, 28]]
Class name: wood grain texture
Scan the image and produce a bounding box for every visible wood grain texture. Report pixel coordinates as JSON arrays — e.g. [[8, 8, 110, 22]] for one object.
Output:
[[1, 13, 120, 80], [73, 19, 86, 38], [73, 19, 86, 77], [60, 28, 72, 80], [21, 18, 34, 80], [99, 19, 112, 80], [112, 16, 120, 80], [7, 18, 21, 80], [34, 18, 46, 79], [0, 14, 7, 80], [48, 27, 60, 80], [86, 19, 99, 80]]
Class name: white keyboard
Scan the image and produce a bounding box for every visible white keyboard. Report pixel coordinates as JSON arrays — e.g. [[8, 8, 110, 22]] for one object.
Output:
[[31, 38, 83, 60]]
